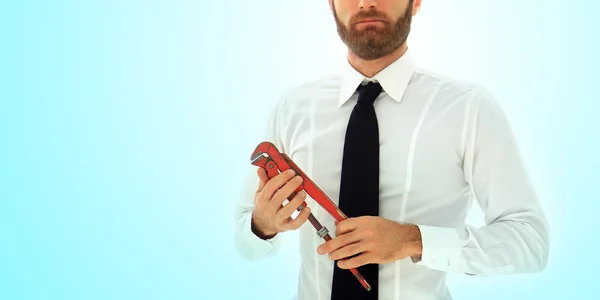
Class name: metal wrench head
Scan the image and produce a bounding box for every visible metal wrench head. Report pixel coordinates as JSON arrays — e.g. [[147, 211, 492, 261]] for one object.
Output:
[[250, 142, 278, 168], [250, 152, 270, 167]]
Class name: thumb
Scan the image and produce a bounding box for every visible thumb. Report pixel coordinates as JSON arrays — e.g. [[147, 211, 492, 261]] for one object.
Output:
[[256, 168, 269, 191]]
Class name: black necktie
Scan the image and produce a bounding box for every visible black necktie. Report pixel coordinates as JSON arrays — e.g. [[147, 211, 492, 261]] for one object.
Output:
[[331, 81, 382, 300]]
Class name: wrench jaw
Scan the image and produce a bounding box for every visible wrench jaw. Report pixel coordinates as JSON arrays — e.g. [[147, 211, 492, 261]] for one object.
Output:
[[250, 152, 270, 168], [250, 142, 278, 168], [250, 142, 284, 178]]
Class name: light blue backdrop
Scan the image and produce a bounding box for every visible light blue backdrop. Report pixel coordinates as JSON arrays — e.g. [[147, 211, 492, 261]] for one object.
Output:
[[1, 0, 597, 299]]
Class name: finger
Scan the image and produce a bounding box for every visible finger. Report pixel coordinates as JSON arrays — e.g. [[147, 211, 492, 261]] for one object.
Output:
[[283, 205, 311, 230], [317, 231, 360, 255], [258, 169, 296, 205], [277, 190, 307, 221], [267, 175, 303, 212], [335, 218, 358, 236], [337, 252, 373, 269], [328, 241, 368, 261]]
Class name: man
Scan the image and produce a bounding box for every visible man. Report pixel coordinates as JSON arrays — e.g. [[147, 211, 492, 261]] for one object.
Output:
[[234, 0, 550, 299]]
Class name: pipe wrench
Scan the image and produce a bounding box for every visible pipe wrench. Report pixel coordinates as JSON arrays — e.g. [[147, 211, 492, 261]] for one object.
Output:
[[250, 141, 372, 291]]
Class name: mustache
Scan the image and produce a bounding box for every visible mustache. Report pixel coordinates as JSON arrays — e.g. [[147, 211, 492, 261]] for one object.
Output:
[[349, 10, 391, 25]]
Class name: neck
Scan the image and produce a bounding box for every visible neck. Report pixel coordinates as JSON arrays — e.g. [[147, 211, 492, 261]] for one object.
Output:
[[347, 43, 408, 78]]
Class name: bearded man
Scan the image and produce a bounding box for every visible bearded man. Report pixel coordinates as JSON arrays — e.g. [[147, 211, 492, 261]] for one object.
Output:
[[234, 1, 550, 299]]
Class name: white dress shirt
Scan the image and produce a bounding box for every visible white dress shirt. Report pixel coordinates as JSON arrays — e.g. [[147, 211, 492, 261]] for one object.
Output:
[[233, 48, 550, 300]]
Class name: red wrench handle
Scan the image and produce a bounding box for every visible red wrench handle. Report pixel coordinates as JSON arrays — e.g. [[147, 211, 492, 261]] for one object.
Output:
[[251, 142, 348, 221], [281, 153, 348, 221]]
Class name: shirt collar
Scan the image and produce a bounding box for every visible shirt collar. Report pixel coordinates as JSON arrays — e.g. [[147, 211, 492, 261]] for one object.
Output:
[[338, 48, 416, 107]]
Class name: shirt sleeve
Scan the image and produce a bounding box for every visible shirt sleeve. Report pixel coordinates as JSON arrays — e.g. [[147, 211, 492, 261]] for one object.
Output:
[[411, 88, 550, 276], [233, 97, 286, 261]]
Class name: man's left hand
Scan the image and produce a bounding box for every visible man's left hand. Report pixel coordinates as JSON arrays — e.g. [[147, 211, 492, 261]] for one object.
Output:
[[316, 216, 422, 269]]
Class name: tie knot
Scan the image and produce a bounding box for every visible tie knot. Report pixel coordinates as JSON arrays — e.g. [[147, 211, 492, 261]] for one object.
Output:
[[357, 82, 382, 105]]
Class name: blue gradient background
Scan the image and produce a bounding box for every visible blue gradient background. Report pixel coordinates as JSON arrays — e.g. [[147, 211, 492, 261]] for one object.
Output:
[[0, 0, 597, 299]]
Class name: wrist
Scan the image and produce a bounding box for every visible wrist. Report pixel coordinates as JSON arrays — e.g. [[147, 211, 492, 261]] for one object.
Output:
[[251, 212, 277, 240], [407, 225, 423, 257], [396, 224, 423, 259]]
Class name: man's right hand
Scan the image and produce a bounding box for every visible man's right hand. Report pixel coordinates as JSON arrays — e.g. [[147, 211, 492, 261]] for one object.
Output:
[[251, 168, 311, 239]]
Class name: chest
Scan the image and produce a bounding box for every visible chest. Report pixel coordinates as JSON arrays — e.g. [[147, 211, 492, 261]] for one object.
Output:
[[281, 95, 471, 224]]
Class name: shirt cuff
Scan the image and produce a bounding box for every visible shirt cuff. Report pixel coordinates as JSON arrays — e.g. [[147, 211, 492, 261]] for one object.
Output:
[[411, 225, 464, 272], [237, 213, 282, 260]]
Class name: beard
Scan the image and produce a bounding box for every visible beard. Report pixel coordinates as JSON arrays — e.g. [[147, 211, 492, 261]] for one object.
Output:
[[332, 0, 413, 60]]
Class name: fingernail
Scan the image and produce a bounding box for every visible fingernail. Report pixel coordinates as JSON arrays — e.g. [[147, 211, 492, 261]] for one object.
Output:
[[299, 191, 305, 197], [317, 247, 323, 254], [287, 169, 295, 175]]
